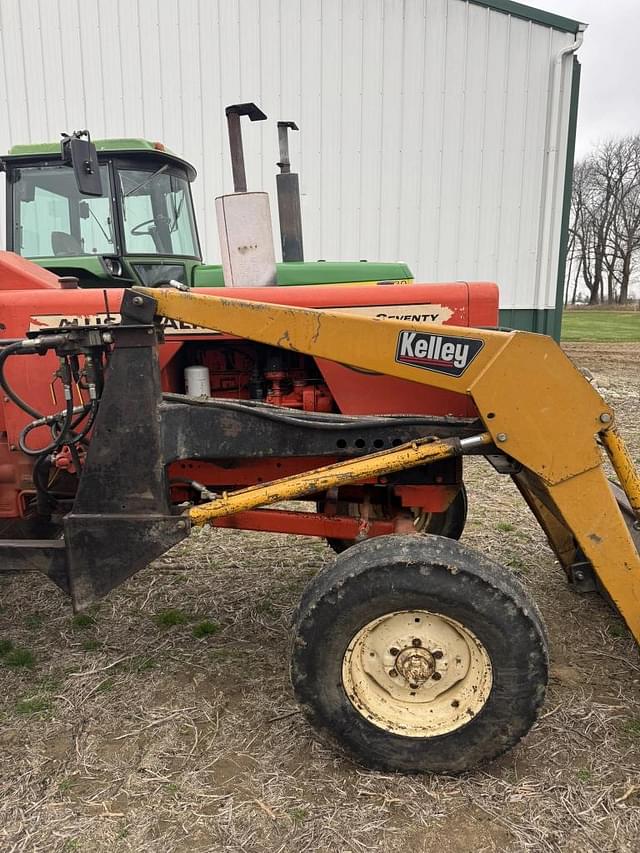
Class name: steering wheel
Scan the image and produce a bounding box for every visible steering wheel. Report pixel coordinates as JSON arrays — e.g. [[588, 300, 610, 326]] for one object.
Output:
[[130, 218, 158, 236]]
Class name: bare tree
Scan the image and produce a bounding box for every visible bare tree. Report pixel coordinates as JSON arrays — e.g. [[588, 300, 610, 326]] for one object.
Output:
[[609, 136, 640, 303], [566, 135, 640, 304]]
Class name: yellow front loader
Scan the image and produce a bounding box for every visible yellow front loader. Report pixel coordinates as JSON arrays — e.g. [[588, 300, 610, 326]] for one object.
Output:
[[2, 284, 638, 773], [148, 286, 640, 633]]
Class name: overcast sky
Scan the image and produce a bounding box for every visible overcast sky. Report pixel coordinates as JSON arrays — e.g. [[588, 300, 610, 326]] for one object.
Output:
[[534, 0, 640, 159]]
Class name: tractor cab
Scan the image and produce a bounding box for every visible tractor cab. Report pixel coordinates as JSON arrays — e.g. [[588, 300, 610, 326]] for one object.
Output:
[[2, 136, 202, 288], [2, 114, 414, 290]]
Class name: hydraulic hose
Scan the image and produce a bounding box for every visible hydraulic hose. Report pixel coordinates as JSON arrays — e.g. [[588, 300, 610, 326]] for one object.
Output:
[[18, 397, 75, 456], [162, 393, 479, 432], [1, 333, 100, 458], [19, 399, 99, 458], [0, 332, 74, 420], [51, 401, 98, 444], [0, 341, 44, 419]]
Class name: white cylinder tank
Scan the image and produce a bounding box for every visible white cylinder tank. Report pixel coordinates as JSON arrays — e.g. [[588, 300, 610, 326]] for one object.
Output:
[[184, 365, 211, 398]]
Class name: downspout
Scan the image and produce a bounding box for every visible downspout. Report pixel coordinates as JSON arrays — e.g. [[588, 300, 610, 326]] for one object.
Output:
[[535, 24, 586, 331]]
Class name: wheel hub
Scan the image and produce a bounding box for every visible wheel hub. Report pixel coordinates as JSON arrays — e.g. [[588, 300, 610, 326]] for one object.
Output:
[[342, 609, 493, 737], [394, 646, 435, 685]]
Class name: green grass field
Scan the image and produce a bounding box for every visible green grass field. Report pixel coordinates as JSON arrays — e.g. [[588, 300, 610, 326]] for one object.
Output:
[[561, 310, 640, 342]]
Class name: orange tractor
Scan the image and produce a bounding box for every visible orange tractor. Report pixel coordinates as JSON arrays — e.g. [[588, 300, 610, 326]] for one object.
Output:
[[2, 259, 639, 774]]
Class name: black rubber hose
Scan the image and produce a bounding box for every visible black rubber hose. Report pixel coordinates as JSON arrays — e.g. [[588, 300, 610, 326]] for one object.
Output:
[[33, 452, 53, 494], [51, 404, 90, 434], [70, 404, 94, 432], [162, 392, 479, 432], [68, 441, 83, 475], [68, 400, 99, 444], [18, 397, 75, 456], [0, 341, 43, 419], [32, 452, 55, 514], [50, 401, 98, 444]]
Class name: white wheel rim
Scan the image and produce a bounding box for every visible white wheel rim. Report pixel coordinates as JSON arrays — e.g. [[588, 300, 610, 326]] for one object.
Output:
[[342, 610, 493, 737]]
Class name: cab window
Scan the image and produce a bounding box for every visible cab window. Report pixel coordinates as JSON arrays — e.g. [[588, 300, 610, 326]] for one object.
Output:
[[119, 167, 198, 257], [14, 165, 114, 258]]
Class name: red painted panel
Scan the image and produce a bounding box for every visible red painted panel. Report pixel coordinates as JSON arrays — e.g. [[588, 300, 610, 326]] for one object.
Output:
[[0, 251, 62, 291], [210, 507, 412, 539], [0, 277, 498, 517], [315, 359, 476, 416]]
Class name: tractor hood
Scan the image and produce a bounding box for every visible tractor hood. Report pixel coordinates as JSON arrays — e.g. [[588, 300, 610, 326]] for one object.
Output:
[[0, 251, 62, 290]]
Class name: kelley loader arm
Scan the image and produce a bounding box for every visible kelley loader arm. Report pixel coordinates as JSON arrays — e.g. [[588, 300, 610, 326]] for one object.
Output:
[[130, 286, 640, 642]]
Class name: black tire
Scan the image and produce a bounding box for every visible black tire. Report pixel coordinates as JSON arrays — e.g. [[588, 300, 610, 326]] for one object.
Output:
[[291, 534, 548, 773], [324, 484, 468, 554]]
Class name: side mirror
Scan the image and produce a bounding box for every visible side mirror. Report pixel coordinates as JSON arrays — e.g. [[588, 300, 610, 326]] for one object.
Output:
[[13, 169, 36, 202], [60, 130, 103, 196]]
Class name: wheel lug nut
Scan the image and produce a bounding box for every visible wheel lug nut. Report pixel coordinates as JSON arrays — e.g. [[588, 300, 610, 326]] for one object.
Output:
[[409, 683, 419, 690], [389, 647, 400, 656], [389, 669, 398, 677], [412, 638, 422, 647], [432, 650, 443, 659], [432, 672, 442, 681]]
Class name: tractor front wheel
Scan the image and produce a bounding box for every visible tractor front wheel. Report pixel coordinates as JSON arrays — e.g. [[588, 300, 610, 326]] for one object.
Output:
[[290, 534, 548, 773]]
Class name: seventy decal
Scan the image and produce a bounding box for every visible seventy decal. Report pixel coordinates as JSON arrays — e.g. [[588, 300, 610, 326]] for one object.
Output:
[[395, 331, 484, 377], [327, 303, 454, 325]]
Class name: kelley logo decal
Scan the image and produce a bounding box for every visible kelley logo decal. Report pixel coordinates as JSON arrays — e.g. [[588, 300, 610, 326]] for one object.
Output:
[[395, 331, 483, 376]]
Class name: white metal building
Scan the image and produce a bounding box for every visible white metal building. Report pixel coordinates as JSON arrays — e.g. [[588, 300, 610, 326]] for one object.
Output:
[[0, 0, 584, 333]]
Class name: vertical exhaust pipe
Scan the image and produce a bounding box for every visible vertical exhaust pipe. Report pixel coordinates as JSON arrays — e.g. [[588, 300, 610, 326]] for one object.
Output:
[[216, 103, 277, 286], [276, 121, 304, 262], [225, 102, 267, 192]]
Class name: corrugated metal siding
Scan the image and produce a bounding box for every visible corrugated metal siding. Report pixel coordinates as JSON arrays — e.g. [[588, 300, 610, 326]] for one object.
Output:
[[0, 0, 577, 309]]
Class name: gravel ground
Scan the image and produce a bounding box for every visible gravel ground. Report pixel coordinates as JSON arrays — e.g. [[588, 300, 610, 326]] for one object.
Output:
[[1, 343, 639, 853]]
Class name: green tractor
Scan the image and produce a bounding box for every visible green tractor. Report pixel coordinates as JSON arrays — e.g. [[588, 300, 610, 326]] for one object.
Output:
[[1, 106, 412, 290]]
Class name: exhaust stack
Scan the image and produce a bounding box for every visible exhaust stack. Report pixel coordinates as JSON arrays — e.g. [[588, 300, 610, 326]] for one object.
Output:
[[276, 121, 304, 262], [215, 103, 277, 287]]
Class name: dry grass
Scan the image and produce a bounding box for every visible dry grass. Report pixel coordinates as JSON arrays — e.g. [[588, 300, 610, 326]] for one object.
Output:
[[1, 344, 639, 852]]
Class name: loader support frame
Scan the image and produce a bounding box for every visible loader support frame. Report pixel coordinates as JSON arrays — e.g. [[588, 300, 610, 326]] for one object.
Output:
[[63, 325, 189, 609], [3, 285, 638, 647], [127, 286, 640, 642]]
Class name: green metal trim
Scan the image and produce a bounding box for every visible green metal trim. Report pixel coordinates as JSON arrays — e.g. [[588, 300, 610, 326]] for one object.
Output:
[[275, 261, 414, 286], [468, 1, 583, 34], [553, 55, 582, 341], [30, 256, 111, 281], [498, 308, 559, 335], [192, 261, 414, 288]]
